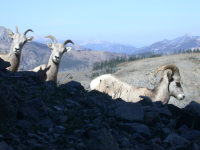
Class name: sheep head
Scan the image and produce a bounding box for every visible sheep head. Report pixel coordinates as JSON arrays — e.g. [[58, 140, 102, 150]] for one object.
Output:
[[45, 35, 74, 64], [7, 26, 34, 55], [154, 64, 185, 100]]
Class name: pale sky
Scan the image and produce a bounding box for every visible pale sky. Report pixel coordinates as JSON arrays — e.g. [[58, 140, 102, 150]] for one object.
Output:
[[1, 0, 200, 47]]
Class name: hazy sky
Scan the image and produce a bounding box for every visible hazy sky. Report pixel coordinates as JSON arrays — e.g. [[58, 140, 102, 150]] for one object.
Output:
[[1, 0, 200, 47]]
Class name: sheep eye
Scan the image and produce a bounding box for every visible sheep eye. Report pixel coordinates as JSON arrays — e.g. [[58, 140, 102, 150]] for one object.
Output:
[[169, 78, 174, 82], [176, 82, 181, 87]]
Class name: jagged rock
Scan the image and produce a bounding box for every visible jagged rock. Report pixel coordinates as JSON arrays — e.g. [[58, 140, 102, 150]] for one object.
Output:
[[54, 125, 66, 134], [0, 57, 10, 69], [185, 101, 200, 116], [0, 141, 8, 150], [138, 96, 153, 106], [119, 123, 151, 137], [38, 117, 54, 129], [18, 98, 47, 121], [16, 120, 31, 129], [158, 106, 172, 117], [0, 64, 200, 149], [75, 142, 87, 150], [115, 101, 144, 122], [53, 105, 63, 111], [87, 128, 119, 150], [144, 111, 160, 125], [164, 133, 189, 146], [120, 136, 130, 147], [0, 134, 3, 140], [180, 129, 200, 142], [0, 84, 18, 128]]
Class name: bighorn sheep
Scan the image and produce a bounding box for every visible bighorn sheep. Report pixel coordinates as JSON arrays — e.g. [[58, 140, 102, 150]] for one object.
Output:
[[0, 26, 34, 72], [32, 35, 74, 82], [90, 64, 185, 104]]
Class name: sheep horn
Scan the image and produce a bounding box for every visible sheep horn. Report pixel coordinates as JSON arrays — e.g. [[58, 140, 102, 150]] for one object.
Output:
[[63, 40, 74, 46], [16, 26, 19, 33], [45, 35, 57, 43], [24, 29, 33, 36], [154, 64, 180, 77]]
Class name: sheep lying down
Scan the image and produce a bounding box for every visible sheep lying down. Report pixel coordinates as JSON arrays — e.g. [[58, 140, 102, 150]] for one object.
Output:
[[90, 64, 185, 104]]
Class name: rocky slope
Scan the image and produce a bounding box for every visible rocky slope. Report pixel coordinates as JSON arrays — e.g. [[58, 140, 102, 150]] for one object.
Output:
[[0, 58, 200, 150]]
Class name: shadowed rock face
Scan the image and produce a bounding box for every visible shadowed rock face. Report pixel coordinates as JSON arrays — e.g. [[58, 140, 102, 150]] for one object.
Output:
[[0, 59, 200, 150]]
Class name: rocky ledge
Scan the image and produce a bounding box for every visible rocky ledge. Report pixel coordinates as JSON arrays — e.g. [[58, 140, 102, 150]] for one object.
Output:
[[0, 63, 200, 150]]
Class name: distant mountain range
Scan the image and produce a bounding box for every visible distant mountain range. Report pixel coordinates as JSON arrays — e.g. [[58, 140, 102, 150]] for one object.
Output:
[[79, 35, 200, 54], [79, 40, 137, 54], [1, 25, 200, 71], [138, 34, 200, 54]]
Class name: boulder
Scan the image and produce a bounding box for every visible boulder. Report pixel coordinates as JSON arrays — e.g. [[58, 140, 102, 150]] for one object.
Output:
[[115, 101, 144, 122]]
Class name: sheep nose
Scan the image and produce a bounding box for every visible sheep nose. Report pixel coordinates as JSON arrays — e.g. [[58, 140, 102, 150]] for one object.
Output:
[[178, 94, 185, 100], [14, 48, 20, 53], [55, 56, 60, 59]]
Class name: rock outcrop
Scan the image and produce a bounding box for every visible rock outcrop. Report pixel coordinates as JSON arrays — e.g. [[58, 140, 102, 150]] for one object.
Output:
[[0, 61, 200, 150]]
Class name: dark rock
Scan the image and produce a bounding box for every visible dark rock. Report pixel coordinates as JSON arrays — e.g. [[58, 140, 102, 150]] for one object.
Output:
[[180, 129, 200, 142], [0, 141, 8, 150], [120, 136, 130, 147], [53, 105, 63, 111], [63, 81, 84, 91], [75, 142, 87, 150], [185, 101, 200, 116], [16, 120, 31, 129], [0, 84, 18, 125], [158, 106, 172, 117], [144, 111, 160, 125], [18, 98, 47, 121], [130, 133, 146, 143], [38, 117, 54, 129], [59, 116, 68, 123], [151, 143, 165, 150], [0, 57, 10, 69], [87, 128, 119, 150], [138, 96, 153, 106], [115, 101, 144, 122], [164, 133, 189, 146], [0, 134, 3, 140], [54, 125, 66, 134], [119, 123, 151, 137]]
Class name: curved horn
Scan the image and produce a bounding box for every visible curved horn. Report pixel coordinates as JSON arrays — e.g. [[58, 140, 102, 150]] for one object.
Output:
[[16, 26, 19, 33], [24, 29, 33, 35], [154, 64, 180, 77], [45, 35, 57, 43], [63, 40, 74, 46]]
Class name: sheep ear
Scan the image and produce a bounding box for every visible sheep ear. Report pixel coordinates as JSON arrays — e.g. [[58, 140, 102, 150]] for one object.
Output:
[[46, 41, 52, 50], [64, 46, 71, 53], [7, 29, 14, 38], [27, 36, 34, 42]]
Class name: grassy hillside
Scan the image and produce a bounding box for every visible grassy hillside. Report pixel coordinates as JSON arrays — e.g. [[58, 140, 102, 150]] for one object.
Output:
[[58, 53, 200, 107]]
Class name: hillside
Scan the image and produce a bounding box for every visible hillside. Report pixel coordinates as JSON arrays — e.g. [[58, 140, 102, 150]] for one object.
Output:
[[0, 26, 125, 71], [59, 53, 200, 108]]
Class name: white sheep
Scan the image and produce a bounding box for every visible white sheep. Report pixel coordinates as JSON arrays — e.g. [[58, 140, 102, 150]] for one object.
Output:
[[0, 26, 33, 72], [32, 35, 74, 82], [90, 64, 185, 104]]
